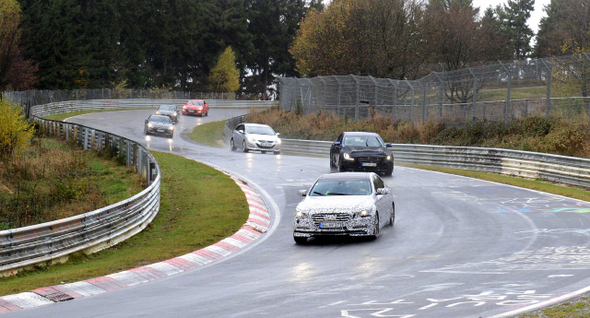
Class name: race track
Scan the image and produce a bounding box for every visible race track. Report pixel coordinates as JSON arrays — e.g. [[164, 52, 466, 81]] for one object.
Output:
[[7, 108, 590, 318]]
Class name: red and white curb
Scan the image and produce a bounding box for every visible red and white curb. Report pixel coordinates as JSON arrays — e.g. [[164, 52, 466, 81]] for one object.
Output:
[[0, 176, 269, 313]]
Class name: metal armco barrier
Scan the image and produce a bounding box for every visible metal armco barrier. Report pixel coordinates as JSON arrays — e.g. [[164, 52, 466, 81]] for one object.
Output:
[[0, 114, 161, 277], [274, 137, 590, 189], [29, 99, 274, 118]]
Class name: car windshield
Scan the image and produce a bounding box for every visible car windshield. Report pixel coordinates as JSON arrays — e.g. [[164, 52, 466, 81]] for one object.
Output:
[[159, 105, 176, 111], [150, 116, 171, 124], [246, 125, 275, 135], [343, 136, 383, 147], [309, 180, 372, 196], [188, 100, 203, 106]]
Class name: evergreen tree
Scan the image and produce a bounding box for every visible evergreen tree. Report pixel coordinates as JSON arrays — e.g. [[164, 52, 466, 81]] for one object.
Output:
[[496, 0, 534, 59], [19, 0, 87, 89], [208, 47, 240, 93]]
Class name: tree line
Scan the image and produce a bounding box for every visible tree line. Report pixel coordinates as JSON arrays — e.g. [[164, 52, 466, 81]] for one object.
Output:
[[1, 0, 589, 98]]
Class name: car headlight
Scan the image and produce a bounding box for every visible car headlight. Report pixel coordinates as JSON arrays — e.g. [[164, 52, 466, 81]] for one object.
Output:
[[277, 138, 281, 145], [148, 123, 153, 128], [343, 153, 354, 161], [156, 111, 160, 115], [168, 126, 174, 130], [359, 210, 369, 217], [247, 136, 257, 143], [296, 210, 307, 218], [172, 113, 177, 116], [386, 155, 392, 161]]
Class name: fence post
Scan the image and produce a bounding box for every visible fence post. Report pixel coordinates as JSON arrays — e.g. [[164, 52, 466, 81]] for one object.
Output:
[[468, 68, 477, 121], [416, 81, 426, 123], [352, 75, 360, 121], [583, 53, 590, 125], [319, 76, 327, 112], [434, 73, 444, 120], [406, 80, 415, 124], [498, 61, 511, 122], [369, 76, 378, 114], [540, 58, 552, 120]]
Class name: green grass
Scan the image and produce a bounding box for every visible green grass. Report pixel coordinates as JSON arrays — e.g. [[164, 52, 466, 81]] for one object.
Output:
[[44, 108, 152, 121], [0, 151, 249, 296], [519, 296, 590, 317], [187, 120, 226, 147], [402, 164, 590, 202]]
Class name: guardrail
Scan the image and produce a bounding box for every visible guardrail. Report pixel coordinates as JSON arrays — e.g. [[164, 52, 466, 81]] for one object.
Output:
[[29, 99, 274, 118], [265, 133, 590, 189], [0, 108, 161, 277]]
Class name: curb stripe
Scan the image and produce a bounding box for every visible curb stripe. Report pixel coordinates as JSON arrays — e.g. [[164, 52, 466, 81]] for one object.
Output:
[[0, 172, 271, 312]]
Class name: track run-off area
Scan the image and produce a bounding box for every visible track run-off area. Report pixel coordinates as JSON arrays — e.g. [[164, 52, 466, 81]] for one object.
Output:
[[6, 108, 590, 318]]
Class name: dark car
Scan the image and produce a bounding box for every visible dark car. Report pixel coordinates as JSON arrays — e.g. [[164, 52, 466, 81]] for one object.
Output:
[[330, 132, 394, 176], [156, 104, 179, 123], [144, 114, 174, 138]]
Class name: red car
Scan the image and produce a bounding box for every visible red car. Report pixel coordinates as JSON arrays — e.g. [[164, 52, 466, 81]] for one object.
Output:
[[182, 99, 209, 116]]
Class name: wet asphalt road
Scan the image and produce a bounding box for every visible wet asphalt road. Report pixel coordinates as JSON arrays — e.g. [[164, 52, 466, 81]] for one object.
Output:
[[8, 108, 590, 318]]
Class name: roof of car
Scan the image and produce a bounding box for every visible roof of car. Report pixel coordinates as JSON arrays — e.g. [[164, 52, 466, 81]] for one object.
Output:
[[149, 114, 171, 120], [318, 172, 375, 181], [343, 131, 381, 137], [242, 123, 272, 127]]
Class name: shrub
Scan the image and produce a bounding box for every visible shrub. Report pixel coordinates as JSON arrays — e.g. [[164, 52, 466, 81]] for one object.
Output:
[[0, 98, 33, 161]]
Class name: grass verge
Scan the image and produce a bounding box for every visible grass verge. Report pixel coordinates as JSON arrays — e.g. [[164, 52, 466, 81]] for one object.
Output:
[[187, 120, 226, 147], [402, 164, 590, 202], [0, 151, 249, 296]]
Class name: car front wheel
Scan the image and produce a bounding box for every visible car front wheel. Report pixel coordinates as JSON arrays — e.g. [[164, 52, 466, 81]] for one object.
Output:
[[230, 138, 236, 151], [241, 141, 249, 153], [371, 213, 380, 239], [389, 203, 395, 227]]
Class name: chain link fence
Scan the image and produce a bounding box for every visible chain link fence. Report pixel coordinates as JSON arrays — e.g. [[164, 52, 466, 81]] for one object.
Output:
[[279, 53, 590, 124]]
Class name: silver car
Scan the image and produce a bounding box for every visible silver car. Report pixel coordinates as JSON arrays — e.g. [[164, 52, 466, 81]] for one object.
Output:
[[156, 104, 179, 123], [293, 172, 395, 244], [230, 123, 281, 154]]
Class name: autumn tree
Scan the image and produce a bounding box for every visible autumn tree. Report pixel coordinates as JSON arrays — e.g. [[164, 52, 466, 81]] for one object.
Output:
[[208, 47, 240, 93], [291, 0, 425, 79], [0, 0, 36, 91], [535, 0, 590, 57], [0, 98, 33, 162]]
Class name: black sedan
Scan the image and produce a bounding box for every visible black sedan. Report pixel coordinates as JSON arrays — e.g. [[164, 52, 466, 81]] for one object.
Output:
[[156, 104, 179, 123], [144, 115, 174, 138], [330, 132, 394, 176]]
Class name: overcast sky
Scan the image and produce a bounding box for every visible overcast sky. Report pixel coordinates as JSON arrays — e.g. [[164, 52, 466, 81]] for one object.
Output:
[[472, 0, 551, 33]]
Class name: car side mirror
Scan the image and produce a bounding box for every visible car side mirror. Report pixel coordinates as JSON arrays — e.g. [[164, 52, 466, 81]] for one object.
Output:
[[385, 143, 393, 147], [298, 190, 307, 196], [334, 141, 341, 146], [238, 129, 244, 134], [276, 133, 280, 136], [376, 188, 390, 195]]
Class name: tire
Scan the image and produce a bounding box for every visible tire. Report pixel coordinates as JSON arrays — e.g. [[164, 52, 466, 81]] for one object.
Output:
[[274, 151, 281, 155], [337, 157, 345, 172], [144, 126, 148, 135], [330, 155, 337, 171], [168, 133, 174, 138], [389, 203, 395, 227], [371, 213, 380, 238], [241, 140, 249, 153], [294, 236, 307, 244], [261, 151, 266, 154], [230, 138, 236, 151]]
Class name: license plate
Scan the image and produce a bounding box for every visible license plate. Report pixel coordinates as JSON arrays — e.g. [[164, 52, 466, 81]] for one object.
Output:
[[262, 142, 272, 146], [188, 110, 195, 113], [157, 129, 165, 132], [319, 222, 342, 228], [362, 162, 377, 167]]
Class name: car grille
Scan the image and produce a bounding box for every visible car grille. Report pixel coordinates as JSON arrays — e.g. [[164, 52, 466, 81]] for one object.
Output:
[[312, 213, 351, 223], [356, 156, 383, 162]]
